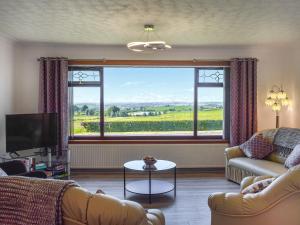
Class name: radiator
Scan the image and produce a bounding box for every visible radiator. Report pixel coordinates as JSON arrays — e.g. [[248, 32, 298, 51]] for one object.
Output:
[[69, 143, 228, 169]]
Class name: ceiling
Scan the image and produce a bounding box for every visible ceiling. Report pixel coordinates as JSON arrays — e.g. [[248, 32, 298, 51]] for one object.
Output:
[[0, 0, 300, 46]]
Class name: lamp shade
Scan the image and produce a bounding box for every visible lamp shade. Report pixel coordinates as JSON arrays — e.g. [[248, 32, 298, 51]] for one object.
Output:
[[281, 97, 290, 106], [270, 90, 277, 99], [277, 90, 287, 99], [265, 97, 275, 106], [272, 103, 281, 111]]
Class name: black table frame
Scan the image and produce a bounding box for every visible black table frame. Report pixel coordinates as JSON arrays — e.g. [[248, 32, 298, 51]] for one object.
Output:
[[123, 162, 176, 204]]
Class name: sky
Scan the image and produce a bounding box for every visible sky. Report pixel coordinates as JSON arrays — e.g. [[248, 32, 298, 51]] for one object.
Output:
[[72, 68, 223, 104]]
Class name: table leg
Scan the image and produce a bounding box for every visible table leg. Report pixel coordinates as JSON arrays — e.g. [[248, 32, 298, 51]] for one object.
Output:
[[123, 166, 126, 198], [174, 167, 177, 198], [149, 170, 152, 204]]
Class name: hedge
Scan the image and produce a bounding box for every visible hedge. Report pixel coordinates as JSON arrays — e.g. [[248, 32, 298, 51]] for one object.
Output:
[[81, 120, 222, 132]]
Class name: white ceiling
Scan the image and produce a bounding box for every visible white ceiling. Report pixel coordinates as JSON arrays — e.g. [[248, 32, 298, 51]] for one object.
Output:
[[0, 0, 300, 46]]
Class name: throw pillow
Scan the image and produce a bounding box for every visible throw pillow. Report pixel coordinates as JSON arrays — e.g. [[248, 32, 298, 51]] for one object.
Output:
[[0, 168, 8, 176], [285, 144, 300, 168], [240, 134, 274, 159], [241, 178, 275, 195]]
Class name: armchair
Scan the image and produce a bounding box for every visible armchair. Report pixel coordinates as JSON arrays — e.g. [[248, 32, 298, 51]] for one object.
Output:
[[0, 160, 47, 178], [208, 165, 300, 225]]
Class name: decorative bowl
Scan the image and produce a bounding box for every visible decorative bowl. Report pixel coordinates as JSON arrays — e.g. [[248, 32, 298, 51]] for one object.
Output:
[[142, 156, 157, 166]]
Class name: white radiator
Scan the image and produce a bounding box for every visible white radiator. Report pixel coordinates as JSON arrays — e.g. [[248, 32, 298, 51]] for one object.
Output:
[[69, 143, 228, 169]]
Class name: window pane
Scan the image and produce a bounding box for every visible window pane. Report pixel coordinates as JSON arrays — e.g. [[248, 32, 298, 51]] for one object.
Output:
[[104, 67, 194, 136], [198, 69, 223, 83], [71, 87, 100, 136], [69, 69, 100, 83], [198, 87, 223, 136]]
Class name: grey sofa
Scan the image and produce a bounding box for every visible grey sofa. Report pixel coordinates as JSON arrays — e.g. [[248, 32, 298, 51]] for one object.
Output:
[[225, 127, 300, 184]]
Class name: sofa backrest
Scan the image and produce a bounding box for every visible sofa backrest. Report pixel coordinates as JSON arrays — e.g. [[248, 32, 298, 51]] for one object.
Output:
[[266, 128, 300, 164]]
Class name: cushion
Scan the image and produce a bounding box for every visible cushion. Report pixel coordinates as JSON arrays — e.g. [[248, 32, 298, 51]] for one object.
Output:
[[241, 177, 275, 194], [228, 157, 287, 177], [0, 168, 8, 176], [240, 134, 274, 159], [285, 144, 300, 168]]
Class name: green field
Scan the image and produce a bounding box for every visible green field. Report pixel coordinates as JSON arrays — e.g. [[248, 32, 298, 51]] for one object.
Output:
[[72, 108, 223, 135]]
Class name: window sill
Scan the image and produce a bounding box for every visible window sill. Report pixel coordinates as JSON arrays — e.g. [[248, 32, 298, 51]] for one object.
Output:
[[68, 139, 229, 145]]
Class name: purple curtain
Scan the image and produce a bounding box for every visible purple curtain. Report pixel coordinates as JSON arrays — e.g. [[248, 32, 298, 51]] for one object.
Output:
[[39, 57, 68, 156], [230, 58, 257, 146]]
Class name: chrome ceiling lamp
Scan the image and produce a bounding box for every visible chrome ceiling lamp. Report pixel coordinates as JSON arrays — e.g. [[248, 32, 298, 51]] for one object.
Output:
[[127, 24, 172, 53]]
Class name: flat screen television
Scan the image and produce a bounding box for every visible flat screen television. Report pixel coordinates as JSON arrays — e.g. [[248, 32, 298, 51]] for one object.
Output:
[[6, 113, 58, 153]]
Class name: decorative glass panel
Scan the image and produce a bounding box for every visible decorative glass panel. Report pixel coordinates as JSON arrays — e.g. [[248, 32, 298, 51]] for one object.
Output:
[[198, 69, 223, 83], [69, 70, 100, 83]]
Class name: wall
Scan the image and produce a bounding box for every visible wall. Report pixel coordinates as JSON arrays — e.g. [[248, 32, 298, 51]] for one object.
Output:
[[289, 42, 300, 128], [0, 37, 14, 155], [12, 42, 298, 168]]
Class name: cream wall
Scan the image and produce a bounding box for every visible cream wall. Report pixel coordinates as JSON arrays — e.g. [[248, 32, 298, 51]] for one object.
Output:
[[11, 42, 299, 168], [289, 42, 300, 128], [0, 37, 14, 155]]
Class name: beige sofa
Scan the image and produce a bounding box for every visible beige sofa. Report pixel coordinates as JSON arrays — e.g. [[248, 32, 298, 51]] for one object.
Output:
[[62, 186, 165, 225], [225, 127, 300, 184], [209, 165, 300, 225]]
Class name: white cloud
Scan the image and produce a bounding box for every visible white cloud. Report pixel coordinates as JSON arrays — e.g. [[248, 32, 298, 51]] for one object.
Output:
[[120, 81, 143, 87]]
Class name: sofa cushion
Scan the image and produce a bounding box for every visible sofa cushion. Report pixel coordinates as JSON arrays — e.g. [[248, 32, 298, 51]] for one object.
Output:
[[228, 157, 288, 177], [285, 144, 300, 168], [240, 134, 274, 159], [241, 177, 275, 194]]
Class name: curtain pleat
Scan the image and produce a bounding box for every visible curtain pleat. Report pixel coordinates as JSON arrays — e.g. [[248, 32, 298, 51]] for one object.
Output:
[[230, 58, 258, 146]]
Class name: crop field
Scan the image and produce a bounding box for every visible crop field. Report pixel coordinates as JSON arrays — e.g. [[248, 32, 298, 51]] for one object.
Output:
[[72, 106, 223, 135]]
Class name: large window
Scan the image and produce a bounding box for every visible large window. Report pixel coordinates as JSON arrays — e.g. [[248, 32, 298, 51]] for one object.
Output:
[[68, 66, 229, 140]]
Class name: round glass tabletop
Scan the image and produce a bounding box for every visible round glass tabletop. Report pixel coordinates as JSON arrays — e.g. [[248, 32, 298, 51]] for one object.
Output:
[[124, 160, 176, 171]]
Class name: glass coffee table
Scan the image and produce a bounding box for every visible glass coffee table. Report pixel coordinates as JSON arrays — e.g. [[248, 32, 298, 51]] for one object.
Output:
[[123, 160, 176, 204]]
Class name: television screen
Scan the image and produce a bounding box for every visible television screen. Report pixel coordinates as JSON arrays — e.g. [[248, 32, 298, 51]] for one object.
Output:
[[6, 113, 58, 153]]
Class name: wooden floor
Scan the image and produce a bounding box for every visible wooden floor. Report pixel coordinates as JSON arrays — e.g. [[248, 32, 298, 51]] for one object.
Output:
[[71, 172, 239, 225]]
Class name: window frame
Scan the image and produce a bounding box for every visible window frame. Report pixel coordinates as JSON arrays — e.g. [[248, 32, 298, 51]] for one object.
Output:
[[67, 61, 230, 142], [194, 67, 230, 139], [68, 66, 104, 138]]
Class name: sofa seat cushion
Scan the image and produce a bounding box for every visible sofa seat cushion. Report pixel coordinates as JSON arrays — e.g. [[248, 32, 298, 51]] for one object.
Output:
[[228, 157, 288, 177]]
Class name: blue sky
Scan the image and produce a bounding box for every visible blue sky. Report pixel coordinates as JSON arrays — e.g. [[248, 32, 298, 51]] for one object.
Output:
[[73, 68, 223, 104]]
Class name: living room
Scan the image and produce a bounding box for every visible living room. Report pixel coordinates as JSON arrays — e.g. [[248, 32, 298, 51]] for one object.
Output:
[[1, 1, 300, 225]]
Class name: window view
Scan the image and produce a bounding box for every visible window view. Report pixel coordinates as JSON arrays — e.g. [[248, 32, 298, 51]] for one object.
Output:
[[197, 69, 224, 136], [197, 87, 223, 135], [68, 66, 227, 138], [104, 68, 194, 136]]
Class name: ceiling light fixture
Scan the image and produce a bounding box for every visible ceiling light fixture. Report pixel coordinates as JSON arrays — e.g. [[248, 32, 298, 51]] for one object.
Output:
[[127, 24, 172, 53]]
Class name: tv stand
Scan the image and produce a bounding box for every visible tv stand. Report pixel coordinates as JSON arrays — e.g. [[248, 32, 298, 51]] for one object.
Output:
[[1, 149, 70, 180]]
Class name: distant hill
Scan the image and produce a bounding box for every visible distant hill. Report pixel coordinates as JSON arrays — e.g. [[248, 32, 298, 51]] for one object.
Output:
[[74, 102, 223, 109]]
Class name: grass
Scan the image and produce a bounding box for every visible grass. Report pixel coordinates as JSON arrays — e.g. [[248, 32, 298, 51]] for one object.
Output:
[[72, 109, 223, 135]]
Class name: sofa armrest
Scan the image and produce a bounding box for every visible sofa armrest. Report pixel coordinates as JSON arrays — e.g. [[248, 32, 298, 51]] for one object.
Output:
[[62, 187, 165, 225], [240, 175, 274, 191], [225, 146, 245, 162], [208, 165, 300, 216], [88, 194, 165, 225]]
